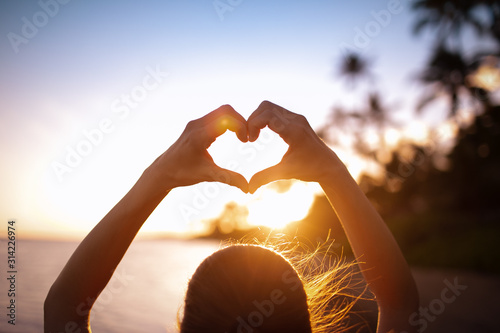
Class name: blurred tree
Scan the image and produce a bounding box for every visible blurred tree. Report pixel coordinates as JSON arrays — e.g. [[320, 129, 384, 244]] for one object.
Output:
[[412, 0, 486, 47], [444, 105, 500, 213], [416, 45, 472, 117], [300, 0, 500, 273], [315, 0, 500, 273], [412, 0, 500, 48], [205, 201, 249, 237], [337, 52, 373, 88], [319, 52, 397, 166], [412, 0, 500, 120]]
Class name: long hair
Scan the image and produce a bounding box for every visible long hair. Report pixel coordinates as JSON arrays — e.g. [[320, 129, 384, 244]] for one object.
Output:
[[178, 238, 375, 333]]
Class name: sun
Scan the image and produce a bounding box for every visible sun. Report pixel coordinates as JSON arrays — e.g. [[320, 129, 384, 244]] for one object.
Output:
[[245, 181, 318, 229]]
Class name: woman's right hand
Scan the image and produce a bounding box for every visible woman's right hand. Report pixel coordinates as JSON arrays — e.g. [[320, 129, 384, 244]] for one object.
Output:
[[247, 101, 345, 193], [146, 105, 249, 194]]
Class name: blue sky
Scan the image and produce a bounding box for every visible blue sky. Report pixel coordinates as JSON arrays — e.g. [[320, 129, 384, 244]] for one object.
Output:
[[0, 0, 439, 238]]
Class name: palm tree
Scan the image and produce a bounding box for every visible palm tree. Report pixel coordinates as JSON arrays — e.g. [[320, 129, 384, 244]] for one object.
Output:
[[412, 0, 500, 50], [416, 43, 498, 119], [411, 1, 499, 120], [412, 0, 485, 47], [417, 45, 471, 117], [323, 52, 399, 164], [318, 52, 374, 143], [337, 52, 373, 88]]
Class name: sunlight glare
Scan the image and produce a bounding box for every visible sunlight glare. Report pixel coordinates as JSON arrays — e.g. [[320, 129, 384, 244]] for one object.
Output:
[[436, 121, 458, 142], [365, 129, 379, 149], [208, 127, 289, 181], [467, 57, 500, 91], [405, 121, 429, 144], [246, 181, 317, 229], [384, 128, 401, 147]]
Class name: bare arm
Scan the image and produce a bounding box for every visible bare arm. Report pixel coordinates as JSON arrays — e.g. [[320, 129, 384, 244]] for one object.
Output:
[[44, 105, 249, 333], [247, 101, 419, 333], [320, 167, 419, 332]]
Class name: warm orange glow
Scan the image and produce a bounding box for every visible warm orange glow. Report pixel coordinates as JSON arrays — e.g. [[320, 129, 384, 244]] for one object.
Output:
[[246, 181, 318, 229], [405, 121, 429, 144], [36, 116, 386, 238], [365, 129, 380, 149], [384, 128, 401, 147], [436, 121, 458, 142], [218, 116, 231, 133], [467, 57, 500, 91], [335, 147, 380, 181]]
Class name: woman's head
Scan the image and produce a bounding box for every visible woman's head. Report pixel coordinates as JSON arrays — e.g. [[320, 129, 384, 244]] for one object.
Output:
[[179, 244, 312, 333]]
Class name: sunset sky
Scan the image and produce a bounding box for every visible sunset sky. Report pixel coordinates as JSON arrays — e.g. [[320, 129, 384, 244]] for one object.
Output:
[[0, 0, 465, 239]]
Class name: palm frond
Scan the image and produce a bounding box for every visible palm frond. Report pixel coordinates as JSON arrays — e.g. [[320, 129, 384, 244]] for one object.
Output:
[[416, 91, 440, 114]]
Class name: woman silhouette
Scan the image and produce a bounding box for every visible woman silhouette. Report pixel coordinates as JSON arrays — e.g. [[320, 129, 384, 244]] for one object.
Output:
[[44, 101, 419, 333]]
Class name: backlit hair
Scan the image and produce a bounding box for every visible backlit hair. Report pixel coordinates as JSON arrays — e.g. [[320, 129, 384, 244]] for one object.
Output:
[[178, 239, 374, 333]]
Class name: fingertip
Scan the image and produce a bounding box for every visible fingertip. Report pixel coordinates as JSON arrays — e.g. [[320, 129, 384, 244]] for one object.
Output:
[[238, 181, 250, 194], [237, 128, 249, 143], [248, 128, 260, 142], [248, 165, 284, 193], [248, 177, 262, 194], [248, 185, 258, 195], [219, 104, 238, 115], [233, 175, 249, 194], [216, 168, 249, 193]]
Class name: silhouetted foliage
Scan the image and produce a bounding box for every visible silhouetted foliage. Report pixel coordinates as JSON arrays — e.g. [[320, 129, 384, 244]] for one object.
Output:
[[364, 104, 500, 217], [337, 52, 373, 88], [413, 0, 500, 119], [204, 201, 250, 237], [417, 45, 471, 116], [412, 0, 486, 45], [444, 105, 500, 213]]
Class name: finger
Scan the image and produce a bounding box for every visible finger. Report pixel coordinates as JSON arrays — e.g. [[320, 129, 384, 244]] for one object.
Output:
[[204, 105, 248, 143], [247, 100, 276, 123], [207, 166, 249, 193], [248, 101, 298, 142], [247, 101, 273, 141], [248, 163, 289, 194]]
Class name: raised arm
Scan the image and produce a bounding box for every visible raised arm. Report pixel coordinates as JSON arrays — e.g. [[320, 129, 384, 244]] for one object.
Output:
[[44, 105, 249, 333], [247, 101, 419, 333]]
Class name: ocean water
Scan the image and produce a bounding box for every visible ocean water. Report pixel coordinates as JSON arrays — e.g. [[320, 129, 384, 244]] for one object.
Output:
[[2, 238, 500, 333], [0, 238, 221, 333]]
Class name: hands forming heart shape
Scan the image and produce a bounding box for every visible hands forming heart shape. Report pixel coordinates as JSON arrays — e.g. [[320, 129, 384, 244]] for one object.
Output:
[[152, 101, 340, 194]]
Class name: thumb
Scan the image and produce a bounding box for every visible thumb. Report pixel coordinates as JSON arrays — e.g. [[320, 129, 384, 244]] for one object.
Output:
[[248, 164, 288, 194], [208, 167, 249, 193]]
